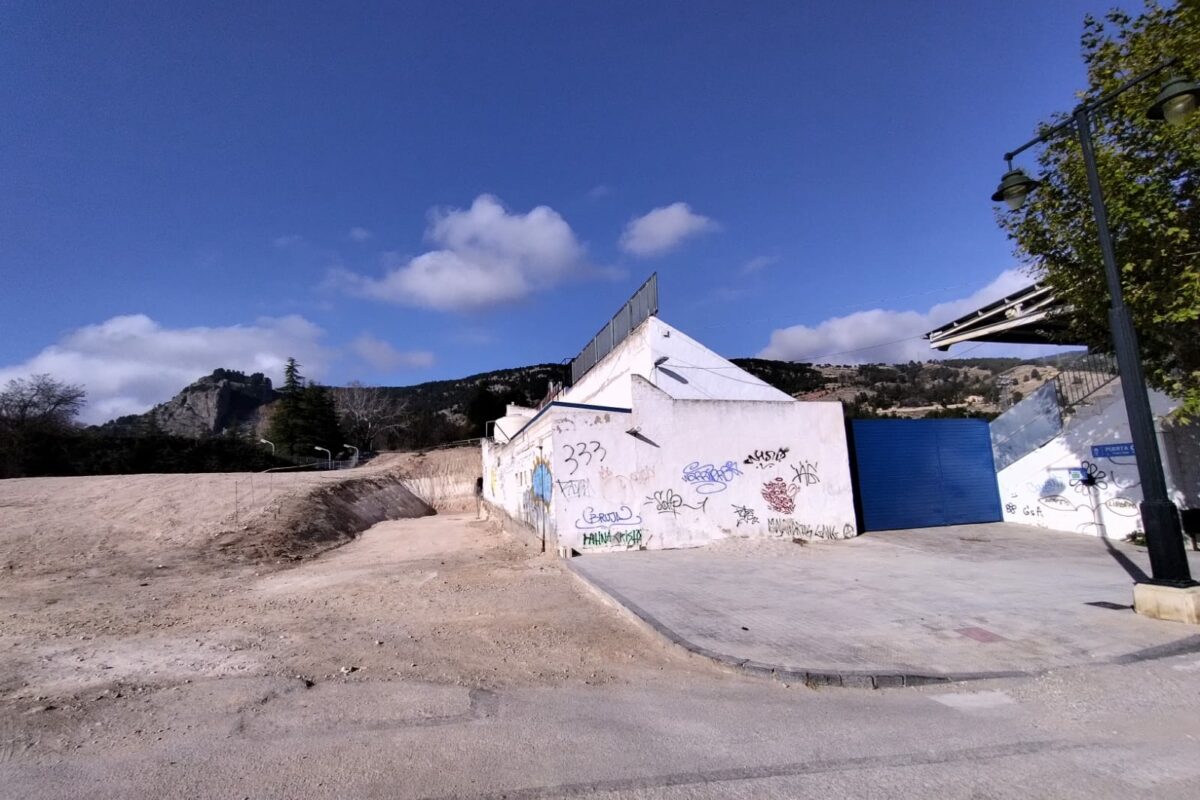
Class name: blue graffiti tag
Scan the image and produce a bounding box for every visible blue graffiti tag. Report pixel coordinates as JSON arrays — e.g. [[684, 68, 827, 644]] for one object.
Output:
[[575, 506, 642, 530], [681, 461, 743, 494], [532, 461, 553, 505]]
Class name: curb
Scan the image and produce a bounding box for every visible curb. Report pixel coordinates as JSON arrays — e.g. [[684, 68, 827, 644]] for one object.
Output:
[[564, 560, 1200, 690]]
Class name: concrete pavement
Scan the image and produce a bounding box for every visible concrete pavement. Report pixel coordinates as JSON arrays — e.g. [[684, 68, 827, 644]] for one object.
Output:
[[567, 523, 1200, 687]]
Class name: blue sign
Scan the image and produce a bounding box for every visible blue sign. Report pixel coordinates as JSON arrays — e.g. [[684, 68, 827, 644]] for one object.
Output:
[[1092, 442, 1135, 459]]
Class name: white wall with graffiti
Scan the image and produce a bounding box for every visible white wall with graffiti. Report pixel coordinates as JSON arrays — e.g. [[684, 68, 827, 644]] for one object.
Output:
[[995, 379, 1193, 538], [481, 317, 858, 554]]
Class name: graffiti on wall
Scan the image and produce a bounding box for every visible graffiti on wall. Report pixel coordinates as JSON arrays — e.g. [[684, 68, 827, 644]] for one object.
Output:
[[743, 447, 789, 469], [768, 518, 856, 539], [576, 505, 642, 530], [1028, 461, 1140, 535], [531, 456, 553, 506], [562, 441, 608, 476], [581, 529, 644, 549], [1104, 497, 1139, 517], [598, 464, 655, 492], [761, 477, 799, 514], [556, 478, 592, 499], [681, 461, 743, 494], [644, 489, 708, 516], [732, 504, 760, 526], [790, 460, 820, 488]]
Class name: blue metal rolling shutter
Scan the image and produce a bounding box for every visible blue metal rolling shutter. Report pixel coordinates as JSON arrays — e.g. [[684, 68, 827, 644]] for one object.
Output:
[[851, 419, 945, 531], [935, 420, 1003, 526], [851, 419, 1002, 531]]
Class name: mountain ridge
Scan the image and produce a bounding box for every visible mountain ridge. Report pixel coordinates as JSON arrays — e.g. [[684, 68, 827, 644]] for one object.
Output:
[[92, 353, 1081, 448]]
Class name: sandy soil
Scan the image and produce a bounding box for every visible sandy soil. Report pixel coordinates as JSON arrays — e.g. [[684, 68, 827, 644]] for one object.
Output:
[[0, 452, 710, 766], [0, 448, 480, 576]]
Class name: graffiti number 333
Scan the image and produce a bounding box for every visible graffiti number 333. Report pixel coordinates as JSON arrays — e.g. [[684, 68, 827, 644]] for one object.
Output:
[[562, 441, 607, 475]]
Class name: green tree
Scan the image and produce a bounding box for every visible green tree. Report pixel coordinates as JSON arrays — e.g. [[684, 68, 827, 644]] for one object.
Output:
[[465, 385, 512, 437], [296, 382, 344, 455], [997, 2, 1200, 419], [267, 357, 306, 456]]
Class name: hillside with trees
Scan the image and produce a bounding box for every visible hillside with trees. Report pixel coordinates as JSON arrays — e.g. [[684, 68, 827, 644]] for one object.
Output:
[[2, 353, 1083, 477]]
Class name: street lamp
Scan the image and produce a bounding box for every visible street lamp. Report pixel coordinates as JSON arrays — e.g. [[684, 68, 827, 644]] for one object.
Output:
[[313, 445, 332, 469], [343, 444, 359, 467], [1147, 75, 1200, 125], [258, 438, 275, 455], [995, 60, 1198, 586]]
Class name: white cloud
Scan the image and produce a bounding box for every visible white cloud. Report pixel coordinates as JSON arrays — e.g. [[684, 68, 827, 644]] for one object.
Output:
[[336, 195, 587, 311], [273, 234, 303, 248], [454, 328, 495, 346], [587, 184, 613, 199], [739, 255, 777, 275], [350, 334, 434, 371], [349, 227, 373, 243], [758, 269, 1048, 364], [619, 202, 717, 257], [0, 315, 331, 424]]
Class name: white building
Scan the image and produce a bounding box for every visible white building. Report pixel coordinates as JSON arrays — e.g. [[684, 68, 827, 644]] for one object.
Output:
[[481, 316, 858, 553], [994, 378, 1199, 539], [927, 282, 1200, 540]]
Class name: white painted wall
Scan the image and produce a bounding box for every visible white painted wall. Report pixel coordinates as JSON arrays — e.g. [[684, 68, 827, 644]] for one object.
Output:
[[563, 317, 792, 408], [996, 379, 1183, 538], [482, 411, 557, 536], [482, 318, 857, 553]]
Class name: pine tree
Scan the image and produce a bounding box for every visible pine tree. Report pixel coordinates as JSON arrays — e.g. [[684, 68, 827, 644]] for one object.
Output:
[[297, 383, 343, 455], [267, 357, 305, 456]]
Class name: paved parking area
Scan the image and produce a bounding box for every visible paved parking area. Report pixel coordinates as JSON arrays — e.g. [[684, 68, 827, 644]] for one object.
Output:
[[568, 523, 1200, 684]]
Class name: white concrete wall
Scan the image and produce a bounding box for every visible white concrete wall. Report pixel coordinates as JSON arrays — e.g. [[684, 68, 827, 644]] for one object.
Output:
[[564, 317, 791, 408], [482, 318, 857, 554], [494, 378, 856, 553], [996, 379, 1182, 538], [482, 411, 557, 537]]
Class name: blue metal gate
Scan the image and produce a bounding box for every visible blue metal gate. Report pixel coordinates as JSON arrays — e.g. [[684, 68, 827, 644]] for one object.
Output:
[[849, 419, 1002, 531]]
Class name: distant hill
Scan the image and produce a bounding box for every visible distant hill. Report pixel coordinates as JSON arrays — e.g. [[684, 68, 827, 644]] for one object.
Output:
[[99, 369, 278, 438], [94, 354, 1070, 448]]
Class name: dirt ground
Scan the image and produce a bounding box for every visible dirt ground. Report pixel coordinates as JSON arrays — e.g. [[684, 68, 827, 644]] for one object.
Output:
[[0, 455, 712, 767]]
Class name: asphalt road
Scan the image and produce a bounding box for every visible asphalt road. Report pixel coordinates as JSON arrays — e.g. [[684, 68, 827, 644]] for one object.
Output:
[[5, 652, 1200, 798], [4, 513, 1199, 798]]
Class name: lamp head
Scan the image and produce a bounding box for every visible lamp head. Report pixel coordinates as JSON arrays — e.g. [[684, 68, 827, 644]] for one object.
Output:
[[991, 168, 1039, 211], [1147, 75, 1200, 125]]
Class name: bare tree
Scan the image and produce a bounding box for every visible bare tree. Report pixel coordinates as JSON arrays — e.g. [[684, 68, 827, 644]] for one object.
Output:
[[335, 381, 407, 450], [0, 375, 86, 478], [0, 374, 86, 431]]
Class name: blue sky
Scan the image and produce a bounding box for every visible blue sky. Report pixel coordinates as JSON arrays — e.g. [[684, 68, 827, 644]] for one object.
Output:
[[1, 0, 1108, 421]]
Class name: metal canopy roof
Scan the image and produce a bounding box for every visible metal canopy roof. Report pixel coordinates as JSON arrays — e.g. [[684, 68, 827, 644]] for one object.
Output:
[[924, 282, 1077, 351]]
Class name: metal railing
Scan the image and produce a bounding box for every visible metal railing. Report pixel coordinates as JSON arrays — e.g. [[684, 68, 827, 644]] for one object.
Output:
[[425, 438, 483, 451], [263, 458, 359, 473], [569, 273, 658, 385], [1054, 352, 1118, 411]]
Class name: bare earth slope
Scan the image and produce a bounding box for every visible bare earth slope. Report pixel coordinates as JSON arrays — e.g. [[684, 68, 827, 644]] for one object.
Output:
[[0, 458, 431, 577]]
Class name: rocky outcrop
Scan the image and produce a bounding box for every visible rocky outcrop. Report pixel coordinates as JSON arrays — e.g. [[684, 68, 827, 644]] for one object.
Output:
[[100, 369, 278, 438]]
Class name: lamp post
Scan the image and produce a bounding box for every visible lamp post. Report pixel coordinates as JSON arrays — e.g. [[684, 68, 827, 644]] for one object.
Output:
[[314, 446, 332, 470], [258, 438, 275, 456], [343, 444, 359, 467], [994, 60, 1200, 586]]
